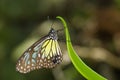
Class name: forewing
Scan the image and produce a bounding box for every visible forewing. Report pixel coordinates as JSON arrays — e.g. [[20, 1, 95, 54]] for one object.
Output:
[[16, 36, 62, 74], [16, 36, 48, 73]]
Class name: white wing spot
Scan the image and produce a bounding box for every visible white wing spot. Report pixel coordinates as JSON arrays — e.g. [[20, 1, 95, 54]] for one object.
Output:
[[16, 67, 19, 71], [32, 64, 34, 66], [40, 64, 43, 66], [18, 63, 20, 66], [20, 70, 23, 73], [24, 68, 26, 71], [27, 66, 30, 68], [40, 59, 43, 62], [21, 66, 23, 69], [38, 53, 40, 57], [28, 48, 31, 51]]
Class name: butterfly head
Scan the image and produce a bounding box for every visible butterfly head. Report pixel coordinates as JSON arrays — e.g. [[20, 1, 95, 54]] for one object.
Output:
[[48, 28, 58, 40]]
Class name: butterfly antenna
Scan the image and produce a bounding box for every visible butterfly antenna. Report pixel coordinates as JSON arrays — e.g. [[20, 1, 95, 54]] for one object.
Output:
[[50, 20, 55, 29], [47, 16, 55, 29]]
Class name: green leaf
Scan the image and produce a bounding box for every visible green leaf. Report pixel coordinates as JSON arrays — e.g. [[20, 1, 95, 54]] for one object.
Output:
[[56, 16, 107, 80]]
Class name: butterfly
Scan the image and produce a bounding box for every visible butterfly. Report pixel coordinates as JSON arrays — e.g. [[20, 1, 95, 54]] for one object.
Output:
[[16, 28, 63, 74]]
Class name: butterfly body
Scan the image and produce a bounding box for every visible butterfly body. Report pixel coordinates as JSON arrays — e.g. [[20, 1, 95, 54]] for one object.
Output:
[[16, 28, 62, 74]]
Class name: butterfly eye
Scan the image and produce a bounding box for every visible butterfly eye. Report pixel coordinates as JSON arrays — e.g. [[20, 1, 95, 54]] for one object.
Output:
[[16, 28, 63, 73]]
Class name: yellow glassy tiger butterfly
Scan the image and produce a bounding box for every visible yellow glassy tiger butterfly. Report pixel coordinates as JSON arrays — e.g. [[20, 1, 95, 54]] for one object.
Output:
[[16, 28, 63, 73]]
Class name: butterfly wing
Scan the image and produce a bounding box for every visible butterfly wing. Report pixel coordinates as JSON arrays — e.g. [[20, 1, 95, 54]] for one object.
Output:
[[16, 34, 62, 74]]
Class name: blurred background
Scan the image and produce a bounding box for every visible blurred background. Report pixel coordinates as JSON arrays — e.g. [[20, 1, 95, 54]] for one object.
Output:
[[0, 0, 120, 80]]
